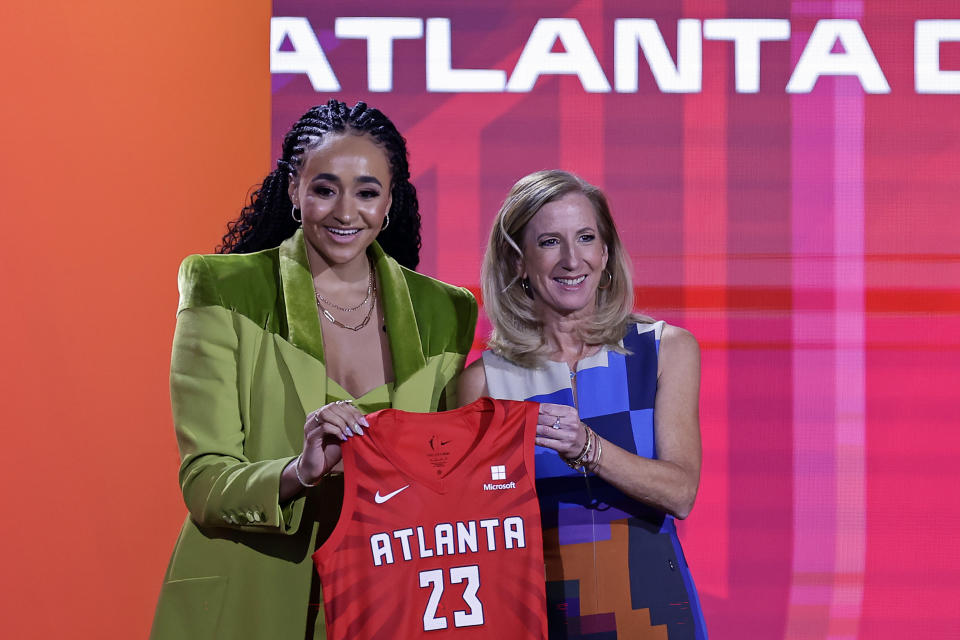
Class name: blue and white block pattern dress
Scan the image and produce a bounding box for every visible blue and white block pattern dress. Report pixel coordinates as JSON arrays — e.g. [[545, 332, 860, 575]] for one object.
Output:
[[482, 321, 707, 639]]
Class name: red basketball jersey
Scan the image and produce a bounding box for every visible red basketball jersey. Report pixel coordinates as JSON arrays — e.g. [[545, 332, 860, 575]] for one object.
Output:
[[312, 397, 547, 640]]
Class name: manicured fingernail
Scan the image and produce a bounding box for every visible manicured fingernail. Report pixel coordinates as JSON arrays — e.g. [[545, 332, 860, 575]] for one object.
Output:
[[354, 424, 364, 435], [360, 417, 370, 427]]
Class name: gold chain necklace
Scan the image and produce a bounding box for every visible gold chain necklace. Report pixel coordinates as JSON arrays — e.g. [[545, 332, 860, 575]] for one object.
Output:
[[315, 266, 373, 312], [315, 273, 377, 332]]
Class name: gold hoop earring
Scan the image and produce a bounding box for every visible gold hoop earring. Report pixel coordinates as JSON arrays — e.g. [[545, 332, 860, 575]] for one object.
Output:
[[291, 204, 301, 224], [381, 211, 390, 232], [598, 270, 612, 289]]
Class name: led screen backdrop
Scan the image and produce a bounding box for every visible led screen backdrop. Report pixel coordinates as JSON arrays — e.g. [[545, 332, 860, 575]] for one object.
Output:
[[270, 1, 960, 637]]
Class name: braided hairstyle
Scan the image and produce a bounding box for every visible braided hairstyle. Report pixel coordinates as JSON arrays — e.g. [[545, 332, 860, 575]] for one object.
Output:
[[219, 100, 422, 269]]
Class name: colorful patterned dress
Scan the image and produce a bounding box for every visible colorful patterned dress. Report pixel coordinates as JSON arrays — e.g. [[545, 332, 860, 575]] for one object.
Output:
[[481, 321, 707, 639]]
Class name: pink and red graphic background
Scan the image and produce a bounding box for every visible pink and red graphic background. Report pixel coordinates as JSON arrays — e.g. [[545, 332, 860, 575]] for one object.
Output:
[[272, 1, 960, 637]]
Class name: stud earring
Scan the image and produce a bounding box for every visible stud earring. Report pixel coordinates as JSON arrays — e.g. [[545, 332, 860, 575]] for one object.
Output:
[[520, 277, 534, 299]]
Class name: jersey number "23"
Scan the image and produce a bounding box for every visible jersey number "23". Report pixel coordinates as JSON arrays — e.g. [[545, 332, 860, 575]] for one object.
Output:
[[418, 565, 484, 631]]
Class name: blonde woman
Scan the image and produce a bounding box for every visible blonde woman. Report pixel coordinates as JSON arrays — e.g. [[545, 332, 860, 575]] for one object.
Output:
[[459, 170, 707, 638]]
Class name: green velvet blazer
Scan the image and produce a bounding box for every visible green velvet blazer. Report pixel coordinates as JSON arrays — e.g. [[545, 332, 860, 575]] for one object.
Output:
[[151, 230, 477, 639]]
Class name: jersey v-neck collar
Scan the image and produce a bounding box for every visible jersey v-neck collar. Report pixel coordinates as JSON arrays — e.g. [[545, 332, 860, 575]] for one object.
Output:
[[366, 397, 504, 495]]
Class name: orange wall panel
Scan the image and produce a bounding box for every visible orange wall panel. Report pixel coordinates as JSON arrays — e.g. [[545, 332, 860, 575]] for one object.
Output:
[[0, 2, 270, 637]]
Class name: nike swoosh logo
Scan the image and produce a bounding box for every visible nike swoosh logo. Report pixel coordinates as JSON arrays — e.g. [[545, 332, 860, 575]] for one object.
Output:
[[374, 485, 410, 504]]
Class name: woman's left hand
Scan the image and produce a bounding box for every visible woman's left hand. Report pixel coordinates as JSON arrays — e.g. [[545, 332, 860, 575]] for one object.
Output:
[[536, 402, 588, 459]]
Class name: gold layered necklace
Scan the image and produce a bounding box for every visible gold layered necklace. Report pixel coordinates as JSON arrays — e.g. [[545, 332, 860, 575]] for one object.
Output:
[[314, 264, 377, 331]]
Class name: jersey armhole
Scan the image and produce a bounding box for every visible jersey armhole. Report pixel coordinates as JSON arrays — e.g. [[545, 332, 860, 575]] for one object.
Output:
[[522, 400, 540, 489], [311, 441, 359, 570]]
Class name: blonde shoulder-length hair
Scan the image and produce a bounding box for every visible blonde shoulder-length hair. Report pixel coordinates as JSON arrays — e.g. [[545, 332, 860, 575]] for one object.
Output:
[[482, 170, 652, 368]]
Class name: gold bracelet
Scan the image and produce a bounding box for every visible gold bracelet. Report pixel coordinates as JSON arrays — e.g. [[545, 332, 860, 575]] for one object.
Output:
[[564, 424, 593, 470], [294, 454, 322, 487], [580, 428, 595, 476], [589, 434, 603, 474]]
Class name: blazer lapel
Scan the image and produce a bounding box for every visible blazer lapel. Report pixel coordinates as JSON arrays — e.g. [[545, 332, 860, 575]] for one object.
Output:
[[276, 232, 427, 413], [370, 242, 426, 386], [278, 230, 328, 414]]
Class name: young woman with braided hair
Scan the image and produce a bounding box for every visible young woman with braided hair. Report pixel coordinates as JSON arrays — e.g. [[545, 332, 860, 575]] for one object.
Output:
[[219, 100, 422, 269], [152, 100, 477, 639]]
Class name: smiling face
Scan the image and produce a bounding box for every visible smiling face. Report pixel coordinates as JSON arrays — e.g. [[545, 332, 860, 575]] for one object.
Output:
[[520, 192, 609, 317], [289, 133, 393, 270]]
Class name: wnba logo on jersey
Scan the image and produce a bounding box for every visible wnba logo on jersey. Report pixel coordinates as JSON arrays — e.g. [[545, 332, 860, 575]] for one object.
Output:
[[426, 434, 452, 473]]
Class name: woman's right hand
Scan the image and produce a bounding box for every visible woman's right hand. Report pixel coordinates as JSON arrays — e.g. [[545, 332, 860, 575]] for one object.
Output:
[[298, 400, 370, 484]]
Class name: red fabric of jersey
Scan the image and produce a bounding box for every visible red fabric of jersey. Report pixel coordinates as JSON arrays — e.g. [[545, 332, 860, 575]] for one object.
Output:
[[312, 397, 547, 639]]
